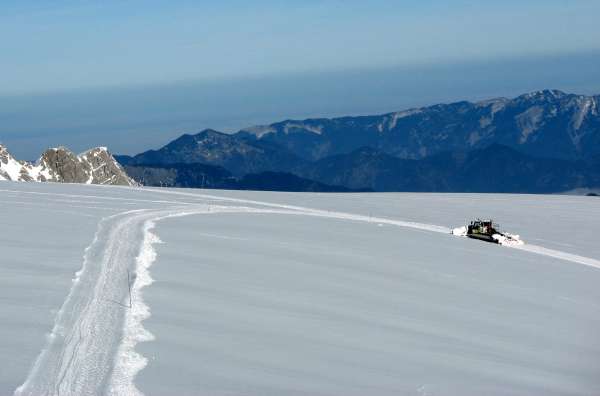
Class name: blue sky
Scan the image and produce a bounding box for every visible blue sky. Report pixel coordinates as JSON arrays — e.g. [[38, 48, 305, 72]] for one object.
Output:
[[1, 1, 600, 157], [2, 0, 599, 94]]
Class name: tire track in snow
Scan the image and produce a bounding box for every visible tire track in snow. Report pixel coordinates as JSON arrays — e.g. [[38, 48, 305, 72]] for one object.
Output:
[[513, 244, 600, 270], [140, 188, 600, 269], [14, 204, 305, 396], [13, 187, 600, 395], [11, 185, 599, 269], [139, 188, 453, 234], [14, 206, 215, 396], [107, 218, 161, 396], [14, 208, 156, 396]]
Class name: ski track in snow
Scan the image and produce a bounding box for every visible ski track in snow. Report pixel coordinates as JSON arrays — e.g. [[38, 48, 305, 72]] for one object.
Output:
[[514, 244, 600, 270], [11, 187, 600, 396], [12, 201, 326, 396], [106, 218, 160, 396], [140, 187, 600, 269]]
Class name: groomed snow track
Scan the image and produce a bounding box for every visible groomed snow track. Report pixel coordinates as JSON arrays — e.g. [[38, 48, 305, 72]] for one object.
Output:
[[13, 203, 305, 396], [14, 208, 171, 396], [10, 187, 600, 395]]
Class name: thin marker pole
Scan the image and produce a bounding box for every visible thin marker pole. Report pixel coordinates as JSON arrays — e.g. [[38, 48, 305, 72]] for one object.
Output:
[[127, 270, 132, 309]]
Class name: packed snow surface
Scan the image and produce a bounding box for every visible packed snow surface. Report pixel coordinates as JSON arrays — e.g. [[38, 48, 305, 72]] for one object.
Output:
[[1, 182, 599, 395]]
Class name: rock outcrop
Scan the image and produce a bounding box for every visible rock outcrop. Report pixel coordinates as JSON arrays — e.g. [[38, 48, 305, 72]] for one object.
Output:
[[0, 145, 136, 186]]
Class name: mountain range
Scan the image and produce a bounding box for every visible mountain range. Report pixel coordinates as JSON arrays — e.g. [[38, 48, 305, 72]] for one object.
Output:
[[119, 89, 600, 193], [3, 89, 599, 193], [239, 89, 600, 161], [0, 145, 135, 186]]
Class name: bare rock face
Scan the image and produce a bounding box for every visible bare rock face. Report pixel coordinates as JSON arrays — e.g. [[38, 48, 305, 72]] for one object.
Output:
[[0, 144, 136, 186], [37, 147, 82, 182], [79, 147, 137, 185]]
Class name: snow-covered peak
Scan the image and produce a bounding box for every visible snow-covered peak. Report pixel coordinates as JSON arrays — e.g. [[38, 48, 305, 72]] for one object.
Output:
[[0, 144, 26, 181], [78, 146, 136, 185], [81, 146, 109, 155], [0, 145, 137, 186], [519, 89, 567, 101]]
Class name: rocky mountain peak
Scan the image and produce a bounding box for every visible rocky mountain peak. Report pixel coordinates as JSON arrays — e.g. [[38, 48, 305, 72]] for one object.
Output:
[[0, 145, 136, 186], [0, 145, 32, 181]]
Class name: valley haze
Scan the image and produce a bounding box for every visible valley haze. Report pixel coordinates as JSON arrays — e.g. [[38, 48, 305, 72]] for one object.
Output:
[[3, 50, 600, 160]]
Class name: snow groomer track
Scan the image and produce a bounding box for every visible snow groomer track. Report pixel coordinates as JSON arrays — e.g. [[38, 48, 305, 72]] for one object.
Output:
[[3, 184, 599, 395]]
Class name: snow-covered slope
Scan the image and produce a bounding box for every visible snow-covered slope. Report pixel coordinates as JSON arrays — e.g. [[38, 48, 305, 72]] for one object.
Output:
[[0, 145, 44, 181], [0, 144, 136, 185], [1, 183, 599, 395]]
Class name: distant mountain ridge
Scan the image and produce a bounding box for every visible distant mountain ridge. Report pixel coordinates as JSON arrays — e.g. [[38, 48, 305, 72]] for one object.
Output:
[[123, 162, 366, 192], [118, 89, 600, 193], [6, 89, 596, 193], [239, 89, 600, 161], [0, 145, 136, 186], [120, 129, 304, 176]]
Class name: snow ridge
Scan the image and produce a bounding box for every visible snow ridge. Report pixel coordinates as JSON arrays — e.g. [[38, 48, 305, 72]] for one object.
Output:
[[108, 219, 161, 396]]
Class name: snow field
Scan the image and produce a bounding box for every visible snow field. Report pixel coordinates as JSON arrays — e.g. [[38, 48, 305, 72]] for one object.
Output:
[[1, 183, 599, 395]]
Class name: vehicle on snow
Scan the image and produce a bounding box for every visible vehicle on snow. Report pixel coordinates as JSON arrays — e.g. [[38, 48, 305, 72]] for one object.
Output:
[[452, 219, 523, 246], [466, 219, 502, 243]]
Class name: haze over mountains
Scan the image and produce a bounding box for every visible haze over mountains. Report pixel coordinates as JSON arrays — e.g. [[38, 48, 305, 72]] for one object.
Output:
[[118, 89, 600, 193], [2, 89, 599, 193]]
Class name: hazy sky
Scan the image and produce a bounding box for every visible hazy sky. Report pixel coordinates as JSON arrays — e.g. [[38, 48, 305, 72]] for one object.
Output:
[[1, 0, 600, 158], [2, 0, 600, 94]]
